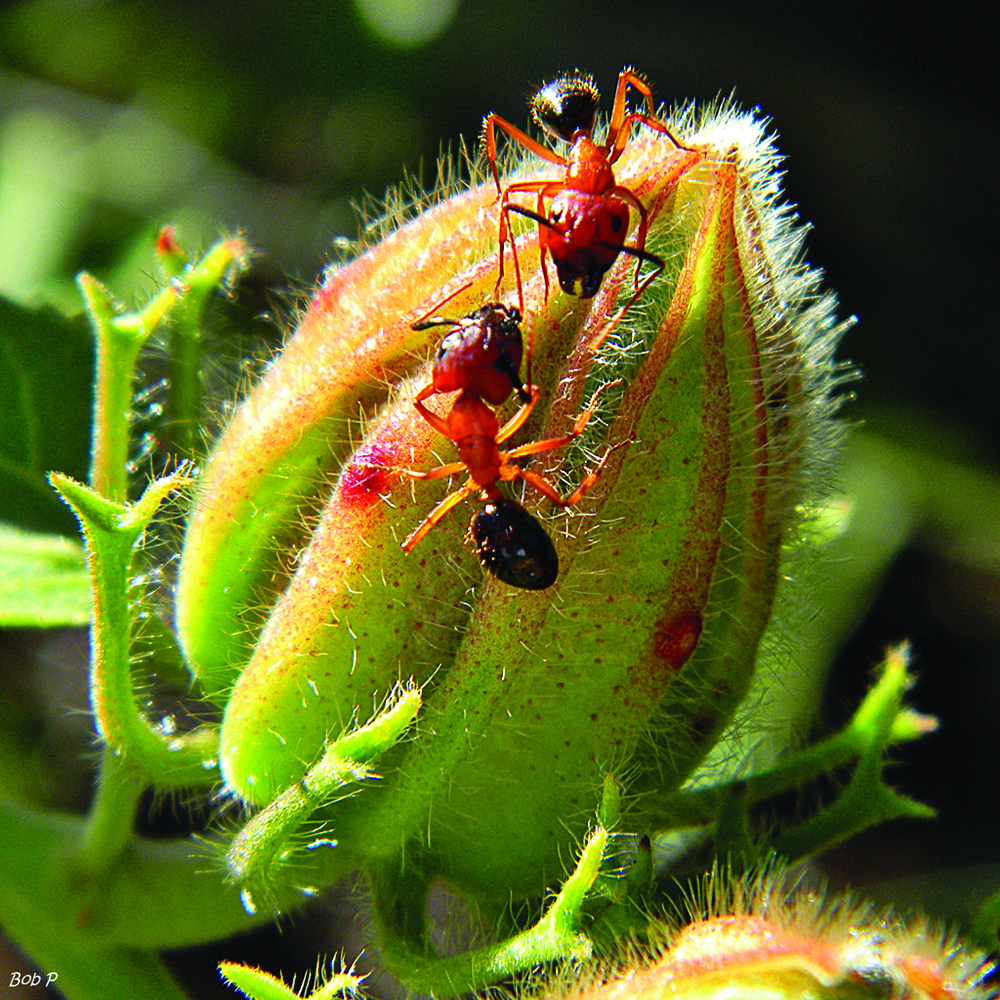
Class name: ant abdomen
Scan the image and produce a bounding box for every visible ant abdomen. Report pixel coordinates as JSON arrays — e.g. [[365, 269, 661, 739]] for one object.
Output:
[[531, 73, 600, 142], [468, 496, 559, 590]]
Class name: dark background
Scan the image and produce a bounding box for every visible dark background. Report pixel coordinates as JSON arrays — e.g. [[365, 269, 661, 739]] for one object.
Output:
[[1, 1, 997, 996], [0, 1, 996, 443]]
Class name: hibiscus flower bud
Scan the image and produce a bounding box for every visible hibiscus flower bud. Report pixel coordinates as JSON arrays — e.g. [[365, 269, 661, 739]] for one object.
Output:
[[550, 866, 995, 1000], [176, 101, 849, 902]]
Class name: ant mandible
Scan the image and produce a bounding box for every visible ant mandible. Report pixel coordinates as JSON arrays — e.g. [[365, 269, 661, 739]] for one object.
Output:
[[481, 67, 691, 310], [400, 302, 619, 589]]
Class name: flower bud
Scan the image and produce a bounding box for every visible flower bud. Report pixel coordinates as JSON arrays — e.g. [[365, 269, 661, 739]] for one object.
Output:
[[177, 103, 849, 902], [549, 867, 995, 1000]]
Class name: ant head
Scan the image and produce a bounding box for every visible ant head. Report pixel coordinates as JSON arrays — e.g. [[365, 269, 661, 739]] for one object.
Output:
[[553, 266, 602, 298], [531, 73, 600, 143], [431, 303, 527, 406], [471, 302, 522, 332], [468, 496, 559, 590], [578, 271, 604, 298]]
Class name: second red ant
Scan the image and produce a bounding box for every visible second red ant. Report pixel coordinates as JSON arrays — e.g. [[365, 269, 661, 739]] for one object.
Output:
[[398, 301, 620, 589]]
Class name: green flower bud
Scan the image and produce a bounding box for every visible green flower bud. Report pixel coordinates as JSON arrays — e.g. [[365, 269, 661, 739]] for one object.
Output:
[[177, 102, 849, 902]]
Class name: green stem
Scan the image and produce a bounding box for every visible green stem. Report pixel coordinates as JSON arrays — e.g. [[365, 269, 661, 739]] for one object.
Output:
[[371, 828, 605, 997], [75, 748, 144, 876], [79, 274, 177, 501], [166, 237, 247, 458], [55, 245, 233, 890]]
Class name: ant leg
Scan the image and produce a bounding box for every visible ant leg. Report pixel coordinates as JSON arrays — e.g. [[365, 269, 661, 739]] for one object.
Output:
[[494, 195, 510, 300], [515, 448, 612, 508], [480, 113, 567, 195], [606, 69, 693, 157], [394, 460, 469, 482], [620, 68, 658, 113], [414, 383, 437, 404], [506, 199, 570, 305], [496, 385, 541, 445], [611, 185, 652, 292], [535, 189, 551, 303], [628, 112, 696, 153], [507, 430, 630, 509], [402, 478, 478, 551], [584, 189, 665, 358], [498, 197, 526, 313], [504, 381, 622, 461], [606, 67, 655, 152], [619, 187, 662, 276], [523, 261, 535, 391], [414, 397, 454, 438], [495, 181, 558, 308], [611, 111, 695, 160], [585, 250, 665, 357], [411, 280, 475, 329]]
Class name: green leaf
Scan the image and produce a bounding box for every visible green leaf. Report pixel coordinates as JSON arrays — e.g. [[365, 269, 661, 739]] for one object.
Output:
[[0, 802, 192, 1000], [0, 296, 92, 535], [0, 521, 89, 626]]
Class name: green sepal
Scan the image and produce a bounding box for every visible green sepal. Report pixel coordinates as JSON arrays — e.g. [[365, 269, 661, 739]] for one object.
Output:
[[772, 645, 936, 860], [78, 272, 179, 502], [651, 644, 936, 860], [227, 686, 421, 901], [163, 233, 249, 458]]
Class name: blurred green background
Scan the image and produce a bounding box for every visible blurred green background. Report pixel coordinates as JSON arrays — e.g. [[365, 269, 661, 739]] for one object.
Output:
[[0, 0, 997, 996]]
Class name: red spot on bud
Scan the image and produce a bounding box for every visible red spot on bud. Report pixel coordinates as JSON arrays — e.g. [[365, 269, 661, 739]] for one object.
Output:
[[340, 443, 395, 508], [653, 611, 703, 672]]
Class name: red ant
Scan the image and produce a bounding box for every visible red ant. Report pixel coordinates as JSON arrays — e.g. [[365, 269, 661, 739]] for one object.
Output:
[[481, 67, 691, 310], [400, 302, 619, 589]]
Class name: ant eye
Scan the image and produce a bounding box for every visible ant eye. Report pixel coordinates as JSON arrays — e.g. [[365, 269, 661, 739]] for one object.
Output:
[[531, 74, 600, 142], [469, 498, 559, 590], [610, 214, 624, 233]]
